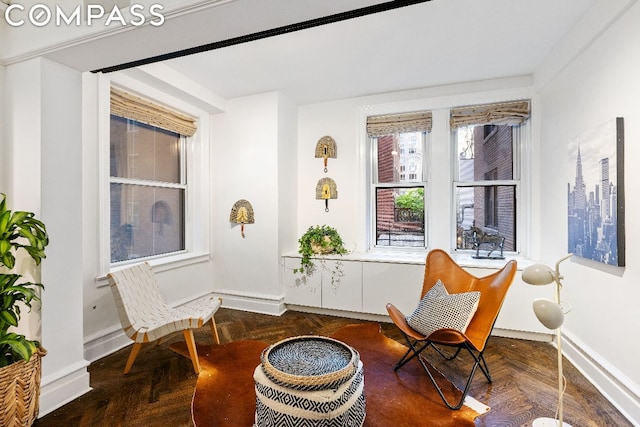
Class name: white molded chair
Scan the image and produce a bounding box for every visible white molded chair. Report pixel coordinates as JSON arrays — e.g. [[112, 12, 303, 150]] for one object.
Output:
[[107, 262, 222, 374]]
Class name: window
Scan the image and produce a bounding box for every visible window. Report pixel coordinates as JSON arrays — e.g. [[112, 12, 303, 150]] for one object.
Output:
[[109, 87, 198, 264], [367, 111, 432, 249], [110, 116, 186, 262], [451, 101, 530, 254]]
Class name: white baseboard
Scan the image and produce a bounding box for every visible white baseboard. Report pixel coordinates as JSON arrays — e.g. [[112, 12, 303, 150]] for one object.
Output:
[[84, 326, 132, 363], [562, 330, 639, 426], [286, 305, 391, 323], [492, 327, 553, 342], [39, 361, 91, 418], [215, 288, 286, 316], [287, 305, 554, 342]]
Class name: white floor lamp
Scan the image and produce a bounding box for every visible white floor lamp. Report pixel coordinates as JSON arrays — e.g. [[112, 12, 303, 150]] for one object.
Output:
[[522, 254, 573, 427]]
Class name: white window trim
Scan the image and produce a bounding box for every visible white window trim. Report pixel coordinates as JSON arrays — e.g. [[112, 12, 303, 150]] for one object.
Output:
[[358, 86, 535, 265], [97, 73, 211, 277]]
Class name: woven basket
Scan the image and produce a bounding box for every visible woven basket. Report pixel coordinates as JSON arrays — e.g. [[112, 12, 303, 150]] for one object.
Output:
[[0, 348, 46, 427], [260, 336, 358, 391], [311, 236, 334, 255]]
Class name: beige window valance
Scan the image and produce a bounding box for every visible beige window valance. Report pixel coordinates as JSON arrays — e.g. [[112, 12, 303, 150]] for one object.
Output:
[[450, 100, 530, 128], [367, 111, 432, 137], [110, 87, 197, 137]]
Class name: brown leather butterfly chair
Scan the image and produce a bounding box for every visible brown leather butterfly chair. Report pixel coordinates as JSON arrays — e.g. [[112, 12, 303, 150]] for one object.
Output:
[[386, 249, 517, 409]]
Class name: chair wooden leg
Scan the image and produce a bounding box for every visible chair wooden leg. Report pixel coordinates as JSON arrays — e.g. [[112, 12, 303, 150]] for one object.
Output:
[[184, 329, 201, 374], [209, 317, 220, 345], [124, 343, 143, 374]]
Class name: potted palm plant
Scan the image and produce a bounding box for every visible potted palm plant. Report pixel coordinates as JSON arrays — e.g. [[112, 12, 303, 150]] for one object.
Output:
[[294, 225, 348, 288], [0, 193, 49, 426]]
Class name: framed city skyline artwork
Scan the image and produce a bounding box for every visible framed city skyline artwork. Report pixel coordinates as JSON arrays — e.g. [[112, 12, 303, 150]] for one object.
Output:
[[567, 117, 625, 267]]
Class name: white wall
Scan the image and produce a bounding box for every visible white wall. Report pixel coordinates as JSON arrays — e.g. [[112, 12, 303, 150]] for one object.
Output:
[[297, 76, 535, 251], [1, 2, 638, 423], [82, 70, 221, 357], [0, 63, 4, 190], [296, 52, 640, 421], [210, 91, 297, 313], [536, 2, 640, 422], [2, 59, 44, 345], [277, 93, 299, 277], [39, 58, 92, 413], [294, 78, 553, 335], [3, 57, 91, 416]]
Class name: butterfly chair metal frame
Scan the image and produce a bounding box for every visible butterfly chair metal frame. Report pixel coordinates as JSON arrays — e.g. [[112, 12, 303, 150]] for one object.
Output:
[[107, 262, 222, 375], [386, 249, 517, 410]]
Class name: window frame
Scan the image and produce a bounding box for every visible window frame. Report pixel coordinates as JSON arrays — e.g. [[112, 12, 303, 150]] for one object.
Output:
[[361, 96, 532, 260], [98, 74, 211, 276], [369, 131, 430, 251], [109, 116, 188, 263], [451, 122, 525, 255]]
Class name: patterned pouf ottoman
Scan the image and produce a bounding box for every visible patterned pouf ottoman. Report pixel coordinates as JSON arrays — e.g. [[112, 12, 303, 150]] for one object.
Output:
[[254, 335, 365, 427]]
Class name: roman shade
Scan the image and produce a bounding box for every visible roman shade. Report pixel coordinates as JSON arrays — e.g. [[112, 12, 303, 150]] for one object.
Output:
[[450, 100, 530, 128], [367, 111, 432, 137], [110, 87, 197, 137]]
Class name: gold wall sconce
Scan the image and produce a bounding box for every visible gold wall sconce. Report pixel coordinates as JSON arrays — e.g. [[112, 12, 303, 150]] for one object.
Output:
[[229, 199, 255, 238], [315, 177, 337, 212], [315, 135, 337, 173]]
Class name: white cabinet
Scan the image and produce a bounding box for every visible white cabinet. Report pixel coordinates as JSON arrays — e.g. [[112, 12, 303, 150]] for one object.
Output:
[[283, 257, 322, 307], [362, 262, 424, 315], [282, 254, 549, 337], [322, 261, 362, 311], [283, 257, 362, 312]]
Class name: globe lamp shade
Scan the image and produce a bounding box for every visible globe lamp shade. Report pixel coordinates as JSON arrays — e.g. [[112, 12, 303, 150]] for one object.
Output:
[[532, 298, 565, 329], [522, 263, 556, 286]]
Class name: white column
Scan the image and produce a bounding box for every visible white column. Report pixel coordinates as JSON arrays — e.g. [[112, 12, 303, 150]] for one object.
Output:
[[5, 57, 91, 417]]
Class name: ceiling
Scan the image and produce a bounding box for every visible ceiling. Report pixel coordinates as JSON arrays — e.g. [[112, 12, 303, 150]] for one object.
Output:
[[161, 0, 597, 105], [19, 0, 597, 106]]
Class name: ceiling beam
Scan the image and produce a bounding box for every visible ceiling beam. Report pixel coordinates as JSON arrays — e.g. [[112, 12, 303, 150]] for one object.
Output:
[[94, 0, 431, 73]]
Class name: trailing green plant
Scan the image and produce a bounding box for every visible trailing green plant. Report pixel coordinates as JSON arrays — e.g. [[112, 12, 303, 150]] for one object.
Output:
[[0, 193, 49, 367], [294, 225, 348, 287]]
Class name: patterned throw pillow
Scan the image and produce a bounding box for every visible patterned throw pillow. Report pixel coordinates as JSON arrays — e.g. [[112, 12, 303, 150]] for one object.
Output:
[[406, 279, 480, 338]]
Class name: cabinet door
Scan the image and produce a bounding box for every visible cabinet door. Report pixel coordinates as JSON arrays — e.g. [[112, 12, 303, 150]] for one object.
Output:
[[362, 262, 424, 315], [466, 267, 549, 334], [283, 257, 322, 307], [321, 260, 362, 312]]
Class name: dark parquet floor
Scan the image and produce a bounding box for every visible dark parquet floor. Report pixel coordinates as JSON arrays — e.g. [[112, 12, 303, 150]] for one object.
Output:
[[34, 308, 631, 427]]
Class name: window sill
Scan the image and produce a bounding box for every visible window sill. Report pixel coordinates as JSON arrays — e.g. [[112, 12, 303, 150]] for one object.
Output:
[[282, 249, 535, 270], [96, 251, 210, 287]]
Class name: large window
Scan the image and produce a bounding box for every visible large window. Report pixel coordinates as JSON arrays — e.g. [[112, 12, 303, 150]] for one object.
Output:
[[452, 101, 529, 255], [110, 116, 186, 262], [366, 101, 529, 255], [368, 111, 431, 249], [109, 87, 197, 264]]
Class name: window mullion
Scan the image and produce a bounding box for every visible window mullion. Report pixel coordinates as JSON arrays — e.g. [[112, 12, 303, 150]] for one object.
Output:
[[110, 177, 186, 190], [454, 180, 518, 187]]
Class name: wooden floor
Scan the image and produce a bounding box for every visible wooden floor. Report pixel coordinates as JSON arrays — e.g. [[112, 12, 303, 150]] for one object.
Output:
[[34, 308, 631, 427]]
